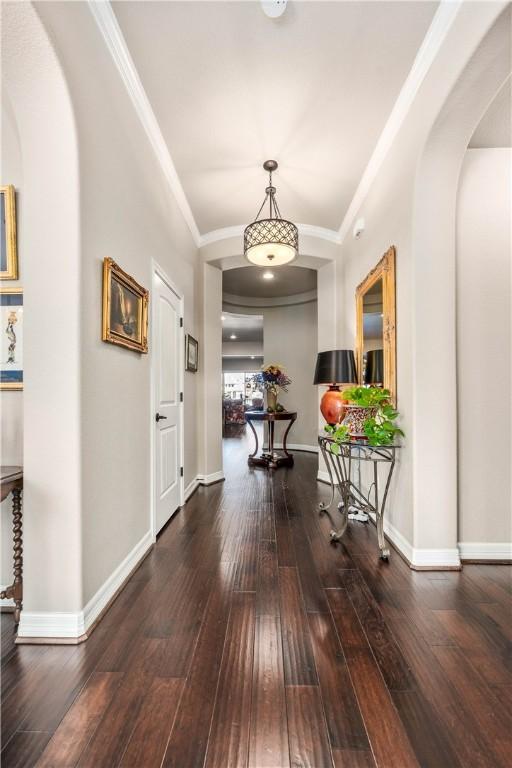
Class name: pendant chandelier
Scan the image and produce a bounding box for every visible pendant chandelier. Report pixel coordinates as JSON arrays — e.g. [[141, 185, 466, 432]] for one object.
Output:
[[244, 160, 298, 266]]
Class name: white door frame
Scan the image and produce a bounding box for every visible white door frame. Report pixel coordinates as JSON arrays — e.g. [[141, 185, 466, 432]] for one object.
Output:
[[150, 260, 185, 541]]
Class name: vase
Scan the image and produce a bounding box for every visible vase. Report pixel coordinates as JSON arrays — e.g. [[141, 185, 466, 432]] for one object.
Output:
[[320, 387, 348, 425], [342, 405, 378, 439], [266, 389, 278, 411]]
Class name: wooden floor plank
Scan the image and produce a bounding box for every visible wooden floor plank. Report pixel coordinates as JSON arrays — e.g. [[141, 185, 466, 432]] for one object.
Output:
[[308, 611, 370, 751], [279, 567, 318, 685], [205, 592, 255, 768], [343, 647, 419, 768], [248, 616, 289, 768], [161, 564, 235, 768], [36, 671, 121, 768], [1, 731, 52, 768], [119, 677, 184, 768], [331, 749, 376, 768], [285, 685, 334, 768], [256, 538, 280, 618], [340, 569, 415, 692]]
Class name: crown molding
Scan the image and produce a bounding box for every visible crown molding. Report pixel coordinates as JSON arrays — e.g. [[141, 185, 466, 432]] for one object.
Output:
[[199, 223, 340, 248], [223, 289, 317, 308], [337, 0, 462, 244], [88, 0, 201, 246]]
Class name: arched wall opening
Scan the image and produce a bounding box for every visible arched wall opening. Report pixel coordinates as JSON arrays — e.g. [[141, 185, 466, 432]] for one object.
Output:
[[199, 237, 339, 482], [412, 5, 511, 559], [2, 2, 83, 633]]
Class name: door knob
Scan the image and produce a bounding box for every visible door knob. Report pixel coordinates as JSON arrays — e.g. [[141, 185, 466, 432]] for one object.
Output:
[[155, 413, 167, 422]]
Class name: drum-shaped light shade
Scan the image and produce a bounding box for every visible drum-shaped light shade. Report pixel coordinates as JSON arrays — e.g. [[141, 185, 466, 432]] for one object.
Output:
[[364, 349, 384, 384], [244, 218, 298, 266]]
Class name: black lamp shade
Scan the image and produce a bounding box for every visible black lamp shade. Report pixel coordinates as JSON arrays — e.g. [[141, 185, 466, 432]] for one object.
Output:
[[364, 349, 384, 384], [313, 350, 357, 386]]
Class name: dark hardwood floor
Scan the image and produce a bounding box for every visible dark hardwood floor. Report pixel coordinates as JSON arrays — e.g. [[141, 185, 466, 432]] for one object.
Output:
[[1, 425, 511, 767]]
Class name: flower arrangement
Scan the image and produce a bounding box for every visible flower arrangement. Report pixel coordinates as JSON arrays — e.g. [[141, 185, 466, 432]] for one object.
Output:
[[252, 363, 292, 412]]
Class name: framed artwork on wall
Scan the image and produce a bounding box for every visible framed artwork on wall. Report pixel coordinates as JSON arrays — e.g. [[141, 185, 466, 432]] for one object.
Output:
[[1, 186, 18, 281], [1, 287, 23, 390], [102, 257, 149, 353], [185, 334, 198, 372]]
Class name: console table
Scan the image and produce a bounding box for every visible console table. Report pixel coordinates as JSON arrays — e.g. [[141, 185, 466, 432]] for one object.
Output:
[[0, 466, 23, 623], [318, 436, 398, 560], [246, 411, 297, 469]]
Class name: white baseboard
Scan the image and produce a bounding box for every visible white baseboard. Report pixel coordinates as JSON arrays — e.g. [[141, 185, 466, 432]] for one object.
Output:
[[196, 470, 225, 486], [184, 477, 199, 501], [17, 530, 153, 643], [317, 469, 336, 484], [410, 547, 461, 569], [266, 443, 318, 453], [458, 542, 512, 561]]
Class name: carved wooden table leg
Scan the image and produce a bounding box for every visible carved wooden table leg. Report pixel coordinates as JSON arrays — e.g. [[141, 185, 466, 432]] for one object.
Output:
[[11, 487, 23, 623]]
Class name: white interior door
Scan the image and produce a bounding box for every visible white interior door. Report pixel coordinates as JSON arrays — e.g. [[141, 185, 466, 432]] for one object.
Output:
[[153, 272, 182, 533]]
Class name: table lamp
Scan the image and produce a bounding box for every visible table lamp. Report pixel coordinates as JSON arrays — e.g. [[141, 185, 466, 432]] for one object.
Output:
[[313, 350, 357, 425]]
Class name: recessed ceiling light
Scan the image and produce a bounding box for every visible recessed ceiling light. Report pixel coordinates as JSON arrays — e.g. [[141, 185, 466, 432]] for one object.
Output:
[[251, 356, 255, 360], [230, 334, 237, 339], [263, 271, 274, 280], [221, 315, 225, 321]]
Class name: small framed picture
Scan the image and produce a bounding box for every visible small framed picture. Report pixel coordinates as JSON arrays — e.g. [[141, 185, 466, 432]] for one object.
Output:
[[1, 186, 18, 281], [102, 258, 149, 353], [185, 334, 198, 372], [1, 287, 23, 390]]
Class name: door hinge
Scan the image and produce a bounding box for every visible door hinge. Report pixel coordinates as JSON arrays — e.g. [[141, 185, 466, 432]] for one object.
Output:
[[180, 466, 184, 477], [180, 317, 183, 327], [180, 392, 183, 402]]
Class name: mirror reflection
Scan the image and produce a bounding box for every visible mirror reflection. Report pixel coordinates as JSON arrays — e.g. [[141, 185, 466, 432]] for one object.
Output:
[[362, 277, 384, 387]]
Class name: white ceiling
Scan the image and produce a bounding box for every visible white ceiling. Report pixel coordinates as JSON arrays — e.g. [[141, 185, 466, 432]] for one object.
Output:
[[222, 312, 263, 342], [469, 78, 512, 148], [112, 1, 438, 235], [223, 265, 316, 298]]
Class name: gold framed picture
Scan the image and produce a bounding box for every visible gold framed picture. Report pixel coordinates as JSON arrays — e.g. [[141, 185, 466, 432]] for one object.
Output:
[[1, 287, 23, 390], [1, 186, 18, 281], [102, 258, 148, 353]]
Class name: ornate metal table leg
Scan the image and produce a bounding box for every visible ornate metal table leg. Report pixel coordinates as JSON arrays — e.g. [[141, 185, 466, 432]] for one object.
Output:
[[318, 442, 336, 514], [247, 418, 259, 460], [12, 487, 23, 623], [375, 458, 392, 560], [330, 452, 350, 542]]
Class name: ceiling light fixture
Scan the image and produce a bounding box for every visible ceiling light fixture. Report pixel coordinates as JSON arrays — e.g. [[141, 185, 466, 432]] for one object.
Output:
[[221, 315, 225, 320], [262, 271, 274, 280], [244, 160, 298, 267], [230, 334, 237, 339]]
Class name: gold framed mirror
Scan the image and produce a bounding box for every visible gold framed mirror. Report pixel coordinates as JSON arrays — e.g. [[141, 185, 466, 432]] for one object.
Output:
[[356, 245, 396, 401]]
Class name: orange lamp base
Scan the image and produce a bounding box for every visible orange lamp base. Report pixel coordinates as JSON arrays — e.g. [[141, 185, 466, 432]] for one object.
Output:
[[320, 387, 348, 426]]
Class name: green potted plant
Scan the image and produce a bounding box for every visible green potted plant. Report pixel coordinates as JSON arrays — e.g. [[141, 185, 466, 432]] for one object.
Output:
[[330, 386, 404, 445]]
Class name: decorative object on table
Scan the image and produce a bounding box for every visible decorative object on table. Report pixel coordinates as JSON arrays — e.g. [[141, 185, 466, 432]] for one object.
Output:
[[0, 186, 18, 281], [246, 410, 297, 469], [313, 349, 357, 425], [318, 434, 398, 560], [1, 287, 23, 390], [364, 349, 384, 385], [252, 363, 291, 412], [356, 245, 396, 401], [339, 386, 404, 444], [244, 160, 298, 267], [102, 258, 148, 353], [185, 334, 198, 372]]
